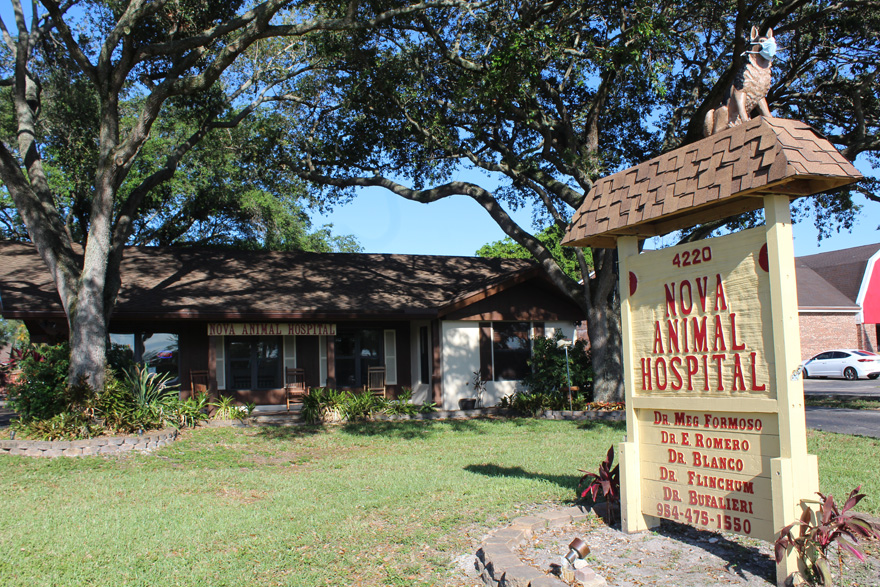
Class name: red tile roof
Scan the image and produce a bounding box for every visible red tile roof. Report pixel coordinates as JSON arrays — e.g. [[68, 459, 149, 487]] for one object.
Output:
[[563, 118, 863, 248], [0, 242, 550, 321]]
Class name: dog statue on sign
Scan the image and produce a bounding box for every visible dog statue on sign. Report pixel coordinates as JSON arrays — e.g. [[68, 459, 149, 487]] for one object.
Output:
[[704, 27, 777, 136]]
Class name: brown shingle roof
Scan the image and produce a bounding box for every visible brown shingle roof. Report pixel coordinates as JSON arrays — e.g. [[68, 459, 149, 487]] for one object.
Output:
[[563, 118, 863, 248], [797, 243, 880, 304], [0, 242, 543, 321], [795, 262, 860, 310]]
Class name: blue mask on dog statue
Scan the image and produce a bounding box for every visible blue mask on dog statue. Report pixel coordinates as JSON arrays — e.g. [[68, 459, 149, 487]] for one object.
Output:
[[742, 37, 777, 61]]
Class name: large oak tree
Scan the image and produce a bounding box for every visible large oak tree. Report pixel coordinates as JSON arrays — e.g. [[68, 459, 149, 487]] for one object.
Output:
[[0, 0, 470, 390], [285, 0, 880, 401]]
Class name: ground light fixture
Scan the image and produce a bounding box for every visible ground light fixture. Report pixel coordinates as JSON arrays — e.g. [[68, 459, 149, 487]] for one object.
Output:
[[557, 338, 574, 411], [563, 537, 590, 566]]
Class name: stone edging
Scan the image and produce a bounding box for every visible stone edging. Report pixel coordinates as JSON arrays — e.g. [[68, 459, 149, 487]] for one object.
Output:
[[0, 428, 179, 458], [477, 505, 593, 587], [234, 408, 626, 427]]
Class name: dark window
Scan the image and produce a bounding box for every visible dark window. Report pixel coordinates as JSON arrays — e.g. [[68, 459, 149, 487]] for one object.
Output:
[[493, 322, 531, 381], [142, 333, 179, 381], [226, 336, 282, 390], [334, 329, 383, 388], [109, 332, 179, 382], [419, 326, 430, 385]]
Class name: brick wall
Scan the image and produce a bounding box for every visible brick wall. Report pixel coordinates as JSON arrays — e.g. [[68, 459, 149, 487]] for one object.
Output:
[[798, 312, 859, 360], [858, 323, 879, 353]]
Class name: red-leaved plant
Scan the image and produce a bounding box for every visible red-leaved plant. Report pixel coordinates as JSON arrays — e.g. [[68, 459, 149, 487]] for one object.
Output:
[[577, 446, 620, 524], [774, 486, 880, 587]]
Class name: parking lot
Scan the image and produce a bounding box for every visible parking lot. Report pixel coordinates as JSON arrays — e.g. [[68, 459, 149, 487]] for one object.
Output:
[[804, 377, 880, 398]]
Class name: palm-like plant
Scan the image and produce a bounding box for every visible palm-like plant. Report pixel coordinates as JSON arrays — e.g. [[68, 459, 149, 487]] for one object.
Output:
[[775, 486, 880, 587], [577, 446, 620, 524]]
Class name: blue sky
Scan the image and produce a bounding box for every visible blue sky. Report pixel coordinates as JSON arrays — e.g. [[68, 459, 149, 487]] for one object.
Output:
[[312, 164, 880, 258]]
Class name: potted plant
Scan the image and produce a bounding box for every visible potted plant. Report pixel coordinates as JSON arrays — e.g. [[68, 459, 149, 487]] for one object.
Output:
[[459, 371, 486, 410]]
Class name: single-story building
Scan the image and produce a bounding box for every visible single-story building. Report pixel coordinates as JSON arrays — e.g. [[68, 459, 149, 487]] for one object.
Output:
[[0, 242, 584, 410], [796, 242, 880, 359]]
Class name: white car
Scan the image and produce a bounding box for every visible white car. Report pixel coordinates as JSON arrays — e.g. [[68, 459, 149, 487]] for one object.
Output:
[[802, 349, 880, 381]]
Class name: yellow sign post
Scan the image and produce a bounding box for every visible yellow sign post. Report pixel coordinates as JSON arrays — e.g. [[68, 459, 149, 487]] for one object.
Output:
[[562, 118, 862, 586], [618, 196, 818, 584]]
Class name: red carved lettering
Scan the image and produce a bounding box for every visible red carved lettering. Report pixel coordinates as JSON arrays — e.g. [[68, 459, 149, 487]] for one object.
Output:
[[665, 283, 677, 318], [680, 281, 693, 315], [714, 274, 727, 311], [653, 321, 664, 354], [713, 314, 726, 351], [732, 354, 746, 391], [730, 313, 746, 351], [685, 356, 699, 391], [749, 352, 766, 391]]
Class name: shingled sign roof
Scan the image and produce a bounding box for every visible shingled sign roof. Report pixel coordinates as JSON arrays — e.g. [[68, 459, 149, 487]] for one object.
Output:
[[563, 117, 863, 248]]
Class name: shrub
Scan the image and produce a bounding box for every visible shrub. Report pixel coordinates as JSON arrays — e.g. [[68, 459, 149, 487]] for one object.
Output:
[[775, 486, 880, 586], [523, 332, 593, 403], [499, 389, 597, 415], [211, 395, 254, 420], [125, 364, 178, 409], [13, 411, 103, 441], [106, 342, 136, 377], [171, 392, 210, 428], [302, 388, 348, 424], [344, 391, 379, 421], [577, 446, 620, 524], [382, 387, 421, 416], [8, 343, 70, 422]]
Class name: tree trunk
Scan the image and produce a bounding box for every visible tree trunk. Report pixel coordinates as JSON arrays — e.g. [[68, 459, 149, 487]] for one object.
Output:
[[68, 264, 109, 392], [586, 297, 625, 402]]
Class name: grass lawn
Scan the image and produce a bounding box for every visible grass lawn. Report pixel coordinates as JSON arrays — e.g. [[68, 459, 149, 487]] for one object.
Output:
[[805, 396, 880, 410], [0, 418, 878, 587]]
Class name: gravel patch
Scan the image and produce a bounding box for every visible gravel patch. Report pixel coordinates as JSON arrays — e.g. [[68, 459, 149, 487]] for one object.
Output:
[[448, 507, 880, 587]]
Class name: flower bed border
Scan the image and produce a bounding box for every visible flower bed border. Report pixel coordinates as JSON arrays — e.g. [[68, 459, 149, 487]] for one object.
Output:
[[0, 428, 179, 458]]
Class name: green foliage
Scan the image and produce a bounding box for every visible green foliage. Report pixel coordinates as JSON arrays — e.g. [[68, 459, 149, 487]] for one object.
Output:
[[7, 344, 70, 422], [9, 350, 205, 438], [523, 332, 592, 398], [476, 225, 588, 280], [383, 387, 421, 416], [12, 411, 103, 441], [96, 375, 152, 434], [125, 364, 179, 410], [578, 446, 621, 524], [0, 318, 24, 349], [775, 486, 880, 586], [172, 393, 210, 429], [471, 371, 487, 408], [302, 388, 435, 423], [105, 343, 136, 378], [210, 395, 254, 420], [498, 389, 593, 415], [301, 388, 349, 424], [343, 391, 380, 422]]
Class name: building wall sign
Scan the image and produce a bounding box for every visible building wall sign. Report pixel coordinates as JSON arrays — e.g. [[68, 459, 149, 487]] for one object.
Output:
[[625, 228, 779, 541], [207, 323, 336, 336]]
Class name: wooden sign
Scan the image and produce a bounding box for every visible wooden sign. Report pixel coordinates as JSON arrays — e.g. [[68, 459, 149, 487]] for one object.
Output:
[[207, 323, 336, 336], [561, 118, 861, 586], [623, 228, 781, 541], [616, 197, 819, 586]]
